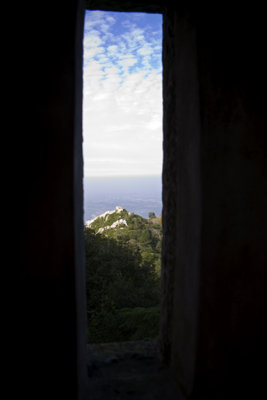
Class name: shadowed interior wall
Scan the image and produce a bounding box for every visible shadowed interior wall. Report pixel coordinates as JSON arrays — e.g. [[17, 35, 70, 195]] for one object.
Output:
[[160, 7, 202, 396], [160, 4, 267, 399], [8, 1, 87, 399], [6, 1, 267, 399], [195, 5, 267, 398]]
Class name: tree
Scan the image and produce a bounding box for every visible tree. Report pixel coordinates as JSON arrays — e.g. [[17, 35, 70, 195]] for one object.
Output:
[[84, 209, 162, 343], [148, 211, 156, 219], [84, 226, 161, 343]]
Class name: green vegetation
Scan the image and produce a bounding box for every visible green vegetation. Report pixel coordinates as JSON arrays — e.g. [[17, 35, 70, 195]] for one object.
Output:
[[148, 211, 156, 219], [84, 207, 162, 343]]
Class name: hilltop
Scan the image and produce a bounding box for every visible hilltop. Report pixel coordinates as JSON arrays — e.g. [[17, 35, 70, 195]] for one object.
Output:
[[84, 207, 162, 343], [85, 206, 162, 274]]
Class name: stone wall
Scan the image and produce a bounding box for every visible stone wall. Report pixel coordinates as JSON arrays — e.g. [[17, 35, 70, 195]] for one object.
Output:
[[160, 3, 267, 398], [6, 1, 267, 399], [7, 1, 87, 399], [160, 8, 202, 396]]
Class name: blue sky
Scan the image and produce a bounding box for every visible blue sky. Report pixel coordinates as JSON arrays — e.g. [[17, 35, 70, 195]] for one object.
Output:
[[83, 10, 163, 177]]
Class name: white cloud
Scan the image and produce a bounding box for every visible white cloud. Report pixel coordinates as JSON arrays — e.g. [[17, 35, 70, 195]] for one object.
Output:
[[83, 11, 162, 177], [137, 44, 153, 56], [107, 45, 118, 55]]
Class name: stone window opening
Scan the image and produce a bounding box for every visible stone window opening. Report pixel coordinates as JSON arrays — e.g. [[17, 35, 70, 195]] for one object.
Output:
[[80, 1, 201, 399], [11, 2, 265, 399], [82, 7, 173, 396]]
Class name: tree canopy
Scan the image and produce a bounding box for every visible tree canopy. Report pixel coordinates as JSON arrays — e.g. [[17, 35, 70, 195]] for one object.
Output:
[[84, 208, 162, 343]]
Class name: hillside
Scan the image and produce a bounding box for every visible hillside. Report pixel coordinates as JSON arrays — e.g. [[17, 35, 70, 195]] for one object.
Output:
[[84, 207, 162, 343], [85, 206, 162, 274]]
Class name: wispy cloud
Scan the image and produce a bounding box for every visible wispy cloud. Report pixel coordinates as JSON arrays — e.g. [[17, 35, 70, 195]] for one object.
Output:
[[83, 11, 162, 177]]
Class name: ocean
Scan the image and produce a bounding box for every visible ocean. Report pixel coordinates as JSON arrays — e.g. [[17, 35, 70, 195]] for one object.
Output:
[[83, 176, 162, 222]]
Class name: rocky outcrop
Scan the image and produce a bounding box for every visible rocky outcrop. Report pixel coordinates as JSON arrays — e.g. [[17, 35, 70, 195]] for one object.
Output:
[[97, 218, 128, 234], [85, 206, 124, 227]]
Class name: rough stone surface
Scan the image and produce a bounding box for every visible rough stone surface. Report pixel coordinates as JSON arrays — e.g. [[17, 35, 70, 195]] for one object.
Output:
[[160, 7, 202, 396], [160, 4, 267, 399], [86, 341, 184, 400], [7, 1, 267, 399], [85, 0, 165, 13]]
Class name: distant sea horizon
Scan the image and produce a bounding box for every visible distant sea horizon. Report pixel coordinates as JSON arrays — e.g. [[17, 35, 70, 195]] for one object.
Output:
[[83, 175, 162, 222]]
